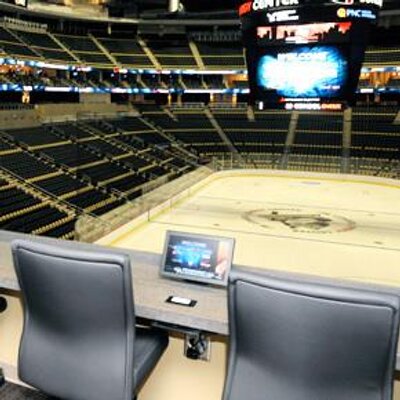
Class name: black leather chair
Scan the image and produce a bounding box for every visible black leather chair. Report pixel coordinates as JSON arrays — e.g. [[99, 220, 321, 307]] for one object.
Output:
[[223, 268, 400, 400], [12, 240, 168, 400]]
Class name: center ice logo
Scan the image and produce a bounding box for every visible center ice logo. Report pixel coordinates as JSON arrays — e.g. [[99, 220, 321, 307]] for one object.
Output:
[[242, 208, 356, 233]]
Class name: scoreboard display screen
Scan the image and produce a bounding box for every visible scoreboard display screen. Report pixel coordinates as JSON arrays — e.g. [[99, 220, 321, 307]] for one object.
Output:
[[256, 45, 348, 98], [239, 0, 382, 109], [256, 22, 352, 45]]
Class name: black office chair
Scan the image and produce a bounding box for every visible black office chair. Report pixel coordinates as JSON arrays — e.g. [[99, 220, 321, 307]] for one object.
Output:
[[12, 240, 168, 400], [223, 268, 400, 400]]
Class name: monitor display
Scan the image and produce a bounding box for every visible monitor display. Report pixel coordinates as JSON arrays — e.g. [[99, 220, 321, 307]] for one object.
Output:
[[257, 22, 352, 45], [160, 231, 235, 286], [256, 45, 349, 99]]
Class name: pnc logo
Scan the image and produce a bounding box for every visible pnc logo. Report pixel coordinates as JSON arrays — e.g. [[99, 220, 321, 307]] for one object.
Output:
[[337, 7, 347, 17], [337, 7, 377, 19]]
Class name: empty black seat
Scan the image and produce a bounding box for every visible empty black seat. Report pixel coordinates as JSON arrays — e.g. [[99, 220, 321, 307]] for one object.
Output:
[[12, 240, 169, 400], [223, 268, 400, 400]]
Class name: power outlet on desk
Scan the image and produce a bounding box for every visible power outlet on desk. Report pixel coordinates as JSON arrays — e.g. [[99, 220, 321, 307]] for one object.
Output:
[[184, 333, 211, 361]]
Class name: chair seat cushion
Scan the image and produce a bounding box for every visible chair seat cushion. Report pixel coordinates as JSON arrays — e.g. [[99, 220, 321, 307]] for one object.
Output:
[[133, 328, 169, 389]]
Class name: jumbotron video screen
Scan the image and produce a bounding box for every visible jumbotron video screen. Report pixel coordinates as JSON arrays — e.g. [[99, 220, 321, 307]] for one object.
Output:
[[239, 0, 383, 110], [256, 43, 349, 99]]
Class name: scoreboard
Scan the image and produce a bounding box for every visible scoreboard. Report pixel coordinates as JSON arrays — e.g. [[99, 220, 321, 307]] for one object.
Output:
[[239, 0, 383, 110], [239, 0, 382, 22]]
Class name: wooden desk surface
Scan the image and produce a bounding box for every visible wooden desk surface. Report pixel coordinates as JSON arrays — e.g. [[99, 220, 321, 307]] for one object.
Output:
[[0, 232, 228, 335]]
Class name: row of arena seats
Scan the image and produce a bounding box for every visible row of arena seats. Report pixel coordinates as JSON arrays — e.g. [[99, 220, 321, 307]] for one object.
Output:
[[0, 71, 228, 90], [0, 25, 399, 69], [0, 26, 244, 69], [137, 105, 399, 160], [2, 107, 398, 166], [0, 107, 398, 238], [290, 113, 343, 159], [2, 71, 400, 92], [140, 105, 399, 175], [0, 178, 75, 238], [351, 108, 400, 162], [0, 116, 200, 238]]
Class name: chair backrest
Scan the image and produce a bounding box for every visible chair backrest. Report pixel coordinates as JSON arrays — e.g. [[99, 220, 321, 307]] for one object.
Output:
[[224, 268, 400, 400], [12, 240, 135, 400]]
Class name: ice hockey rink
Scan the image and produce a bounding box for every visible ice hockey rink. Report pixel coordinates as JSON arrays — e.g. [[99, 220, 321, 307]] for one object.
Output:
[[96, 170, 400, 400], [106, 171, 400, 288], [2, 175, 400, 400]]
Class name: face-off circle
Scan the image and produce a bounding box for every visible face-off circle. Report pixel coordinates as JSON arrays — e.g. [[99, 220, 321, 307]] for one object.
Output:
[[242, 208, 356, 234]]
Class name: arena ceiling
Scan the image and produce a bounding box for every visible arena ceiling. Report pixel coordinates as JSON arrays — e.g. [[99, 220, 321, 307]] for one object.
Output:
[[0, 0, 398, 22], [116, 0, 398, 13]]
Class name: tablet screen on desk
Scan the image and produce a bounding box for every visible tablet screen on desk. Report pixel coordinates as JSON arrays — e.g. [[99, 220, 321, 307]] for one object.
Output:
[[160, 231, 235, 287]]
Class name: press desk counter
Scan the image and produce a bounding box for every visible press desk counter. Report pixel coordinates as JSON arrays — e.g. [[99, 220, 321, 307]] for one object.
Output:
[[2, 230, 400, 373], [0, 233, 228, 336]]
